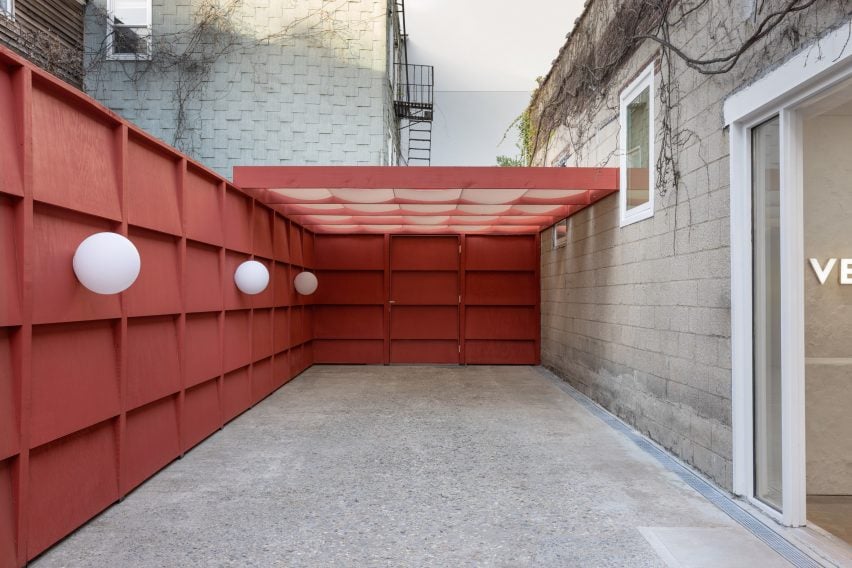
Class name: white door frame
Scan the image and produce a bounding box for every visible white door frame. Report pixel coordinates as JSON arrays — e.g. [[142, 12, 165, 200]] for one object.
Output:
[[725, 21, 852, 527]]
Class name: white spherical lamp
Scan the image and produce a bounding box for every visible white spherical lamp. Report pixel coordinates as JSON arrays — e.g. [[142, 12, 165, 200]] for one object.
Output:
[[73, 232, 141, 294], [234, 260, 269, 295], [294, 271, 318, 295]]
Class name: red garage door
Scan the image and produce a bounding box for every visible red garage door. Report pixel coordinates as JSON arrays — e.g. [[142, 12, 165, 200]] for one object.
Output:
[[389, 236, 460, 364]]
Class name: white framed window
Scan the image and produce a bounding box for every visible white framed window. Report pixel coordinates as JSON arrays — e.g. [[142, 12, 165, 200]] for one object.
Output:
[[108, 0, 152, 60], [0, 0, 13, 17], [619, 62, 655, 226], [552, 218, 568, 248]]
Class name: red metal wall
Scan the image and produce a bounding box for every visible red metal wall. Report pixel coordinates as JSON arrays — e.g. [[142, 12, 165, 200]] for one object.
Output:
[[0, 48, 315, 566], [0, 46, 541, 567], [312, 234, 540, 365]]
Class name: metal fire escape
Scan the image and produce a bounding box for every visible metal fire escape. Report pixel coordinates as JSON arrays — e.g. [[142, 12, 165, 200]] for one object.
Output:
[[392, 1, 434, 165]]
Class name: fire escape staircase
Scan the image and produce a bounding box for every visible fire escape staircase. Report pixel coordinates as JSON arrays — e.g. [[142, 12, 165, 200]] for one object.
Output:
[[392, 1, 434, 165]]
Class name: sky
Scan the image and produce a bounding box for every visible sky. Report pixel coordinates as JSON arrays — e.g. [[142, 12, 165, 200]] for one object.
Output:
[[403, 0, 586, 165], [405, 0, 586, 92]]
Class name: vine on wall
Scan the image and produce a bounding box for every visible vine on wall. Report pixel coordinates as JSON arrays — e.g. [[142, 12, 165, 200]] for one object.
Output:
[[530, 0, 851, 198], [84, 0, 360, 152]]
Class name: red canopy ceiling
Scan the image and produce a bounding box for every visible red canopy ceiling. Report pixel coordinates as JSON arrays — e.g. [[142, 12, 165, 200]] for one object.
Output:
[[233, 166, 619, 234]]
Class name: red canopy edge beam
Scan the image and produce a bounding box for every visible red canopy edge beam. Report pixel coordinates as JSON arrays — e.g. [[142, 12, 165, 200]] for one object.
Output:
[[233, 166, 619, 191], [289, 215, 565, 225]]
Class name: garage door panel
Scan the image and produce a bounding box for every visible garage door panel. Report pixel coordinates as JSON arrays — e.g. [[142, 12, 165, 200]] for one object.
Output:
[[391, 271, 458, 305], [466, 271, 537, 305], [465, 340, 537, 364], [466, 306, 536, 340], [391, 340, 459, 364], [391, 306, 458, 340], [390, 236, 459, 270]]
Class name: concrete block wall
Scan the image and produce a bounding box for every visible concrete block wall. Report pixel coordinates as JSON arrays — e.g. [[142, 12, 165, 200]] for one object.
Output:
[[536, 0, 851, 490], [84, 0, 394, 178]]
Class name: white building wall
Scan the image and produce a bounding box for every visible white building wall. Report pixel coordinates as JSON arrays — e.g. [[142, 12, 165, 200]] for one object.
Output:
[[404, 0, 585, 165], [84, 0, 393, 178]]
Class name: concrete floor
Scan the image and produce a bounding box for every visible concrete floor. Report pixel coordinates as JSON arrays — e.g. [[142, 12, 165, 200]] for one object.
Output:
[[33, 365, 789, 567]]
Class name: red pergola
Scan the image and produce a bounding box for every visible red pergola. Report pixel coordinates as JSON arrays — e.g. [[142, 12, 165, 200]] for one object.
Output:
[[233, 166, 619, 234]]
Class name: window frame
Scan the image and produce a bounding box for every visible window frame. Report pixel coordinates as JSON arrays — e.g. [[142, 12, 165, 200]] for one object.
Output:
[[107, 0, 153, 61], [0, 0, 14, 18], [618, 62, 656, 227], [551, 218, 568, 249]]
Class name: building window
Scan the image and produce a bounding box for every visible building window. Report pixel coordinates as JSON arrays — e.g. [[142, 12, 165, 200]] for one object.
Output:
[[0, 0, 13, 17], [552, 219, 568, 248], [108, 0, 152, 60], [619, 62, 655, 226]]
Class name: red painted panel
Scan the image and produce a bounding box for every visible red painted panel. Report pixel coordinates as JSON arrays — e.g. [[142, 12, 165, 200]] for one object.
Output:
[[185, 312, 222, 388], [314, 235, 384, 270], [313, 339, 383, 363], [252, 309, 273, 360], [224, 189, 253, 253], [27, 420, 119, 558], [0, 329, 16, 460], [251, 357, 273, 403], [126, 135, 181, 235], [223, 310, 251, 373], [390, 236, 458, 270], [290, 306, 308, 347], [32, 205, 120, 324], [465, 306, 537, 340], [273, 215, 289, 262], [0, 457, 15, 568], [234, 164, 618, 192], [390, 340, 458, 364], [123, 395, 179, 492], [223, 251, 251, 310], [289, 223, 303, 266], [30, 320, 119, 447], [251, 258, 275, 309], [273, 262, 290, 306], [0, 67, 22, 197], [273, 308, 289, 353], [466, 271, 537, 305], [31, 82, 120, 220], [391, 271, 458, 305], [222, 366, 251, 422], [126, 316, 181, 410], [313, 270, 384, 305], [465, 235, 537, 271], [303, 231, 315, 268], [185, 240, 222, 313], [391, 306, 458, 340], [313, 305, 383, 339], [184, 166, 223, 246], [465, 340, 537, 364], [291, 343, 312, 375], [253, 207, 274, 260], [182, 379, 220, 450], [124, 227, 182, 316], [0, 196, 20, 326], [273, 351, 289, 387]]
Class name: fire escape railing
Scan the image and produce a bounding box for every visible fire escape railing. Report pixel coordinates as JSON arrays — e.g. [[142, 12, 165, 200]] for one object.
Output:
[[392, 0, 434, 165]]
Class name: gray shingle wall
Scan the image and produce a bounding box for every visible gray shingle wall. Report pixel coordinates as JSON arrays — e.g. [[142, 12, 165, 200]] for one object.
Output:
[[84, 0, 393, 178], [536, 1, 851, 490]]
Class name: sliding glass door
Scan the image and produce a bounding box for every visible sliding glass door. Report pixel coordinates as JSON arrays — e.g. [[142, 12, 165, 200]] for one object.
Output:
[[751, 116, 783, 511]]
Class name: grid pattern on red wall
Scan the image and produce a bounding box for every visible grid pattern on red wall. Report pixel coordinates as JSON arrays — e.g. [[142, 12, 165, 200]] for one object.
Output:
[[0, 49, 314, 566], [311, 234, 540, 366], [463, 235, 539, 364]]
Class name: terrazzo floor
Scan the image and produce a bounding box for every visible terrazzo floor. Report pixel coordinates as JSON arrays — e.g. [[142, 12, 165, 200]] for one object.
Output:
[[32, 365, 790, 567]]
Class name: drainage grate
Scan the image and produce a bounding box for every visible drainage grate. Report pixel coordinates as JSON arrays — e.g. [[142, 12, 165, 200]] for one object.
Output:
[[536, 367, 826, 568]]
